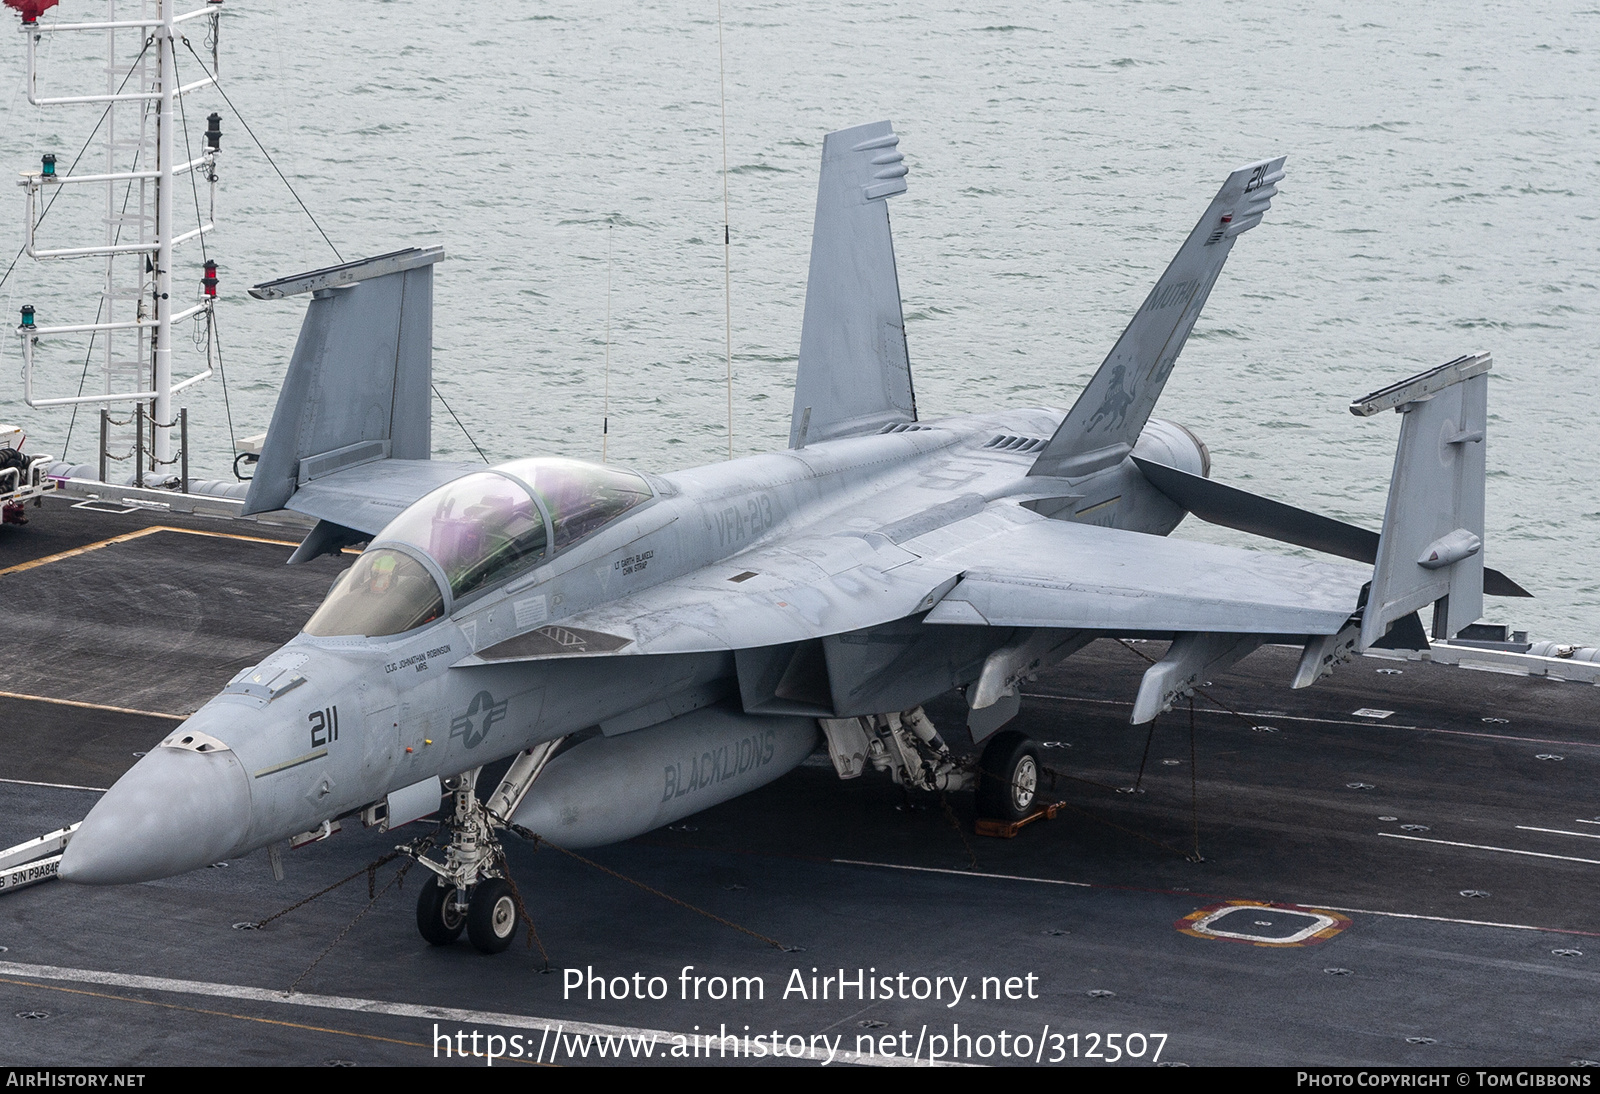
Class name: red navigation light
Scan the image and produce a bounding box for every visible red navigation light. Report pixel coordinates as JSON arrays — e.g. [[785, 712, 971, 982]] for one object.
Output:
[[202, 260, 218, 298], [4, 0, 60, 25]]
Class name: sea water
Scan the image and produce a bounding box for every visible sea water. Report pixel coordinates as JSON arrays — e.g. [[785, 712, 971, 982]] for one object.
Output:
[[1, 1, 1595, 641]]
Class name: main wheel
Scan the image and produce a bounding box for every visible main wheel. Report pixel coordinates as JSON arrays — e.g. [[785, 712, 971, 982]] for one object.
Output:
[[467, 877, 519, 954], [975, 730, 1040, 822], [416, 878, 465, 946]]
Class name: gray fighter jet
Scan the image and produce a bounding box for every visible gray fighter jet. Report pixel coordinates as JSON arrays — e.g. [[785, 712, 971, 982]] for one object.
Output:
[[59, 122, 1526, 954]]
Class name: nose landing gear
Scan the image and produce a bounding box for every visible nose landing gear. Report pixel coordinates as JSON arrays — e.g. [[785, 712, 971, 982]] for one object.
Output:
[[403, 739, 561, 954]]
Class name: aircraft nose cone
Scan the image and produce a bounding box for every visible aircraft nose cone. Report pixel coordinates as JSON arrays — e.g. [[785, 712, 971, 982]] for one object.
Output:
[[59, 742, 252, 884]]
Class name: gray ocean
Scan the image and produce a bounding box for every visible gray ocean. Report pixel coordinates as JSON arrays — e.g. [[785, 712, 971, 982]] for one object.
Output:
[[2, 1, 1596, 642]]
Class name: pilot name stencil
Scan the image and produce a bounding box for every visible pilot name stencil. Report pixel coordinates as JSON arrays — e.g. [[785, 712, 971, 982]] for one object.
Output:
[[385, 644, 452, 674], [615, 549, 654, 576], [662, 730, 777, 802], [450, 690, 508, 750]]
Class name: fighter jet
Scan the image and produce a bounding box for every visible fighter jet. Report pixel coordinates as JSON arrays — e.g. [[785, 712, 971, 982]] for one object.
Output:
[[58, 121, 1526, 954]]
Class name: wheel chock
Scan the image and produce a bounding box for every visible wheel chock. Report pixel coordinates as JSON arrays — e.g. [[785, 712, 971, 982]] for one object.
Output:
[[975, 801, 1064, 839]]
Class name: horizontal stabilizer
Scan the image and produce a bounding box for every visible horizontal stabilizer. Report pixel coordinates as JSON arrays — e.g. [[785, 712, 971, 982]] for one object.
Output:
[[1132, 456, 1530, 597], [288, 458, 481, 537], [1030, 158, 1285, 479], [789, 121, 916, 447]]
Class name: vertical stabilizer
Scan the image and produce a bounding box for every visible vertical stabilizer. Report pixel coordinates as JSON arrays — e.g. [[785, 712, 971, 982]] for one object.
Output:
[[1029, 158, 1285, 479], [241, 247, 441, 516], [789, 121, 916, 448], [1356, 353, 1491, 649]]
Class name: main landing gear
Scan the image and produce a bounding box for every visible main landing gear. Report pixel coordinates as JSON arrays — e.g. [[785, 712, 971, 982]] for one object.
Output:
[[975, 730, 1040, 823], [406, 738, 563, 954], [817, 707, 1044, 825]]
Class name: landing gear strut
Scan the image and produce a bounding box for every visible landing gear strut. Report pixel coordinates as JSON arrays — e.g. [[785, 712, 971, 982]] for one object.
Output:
[[402, 738, 562, 953], [819, 706, 978, 793], [819, 707, 1049, 827]]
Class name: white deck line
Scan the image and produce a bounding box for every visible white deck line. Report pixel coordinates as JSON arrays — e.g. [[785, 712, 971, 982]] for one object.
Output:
[[1379, 831, 1600, 865], [1314, 906, 1600, 937], [1022, 691, 1599, 750], [1517, 826, 1600, 841], [837, 857, 1598, 936], [0, 960, 951, 1067], [832, 858, 1092, 887]]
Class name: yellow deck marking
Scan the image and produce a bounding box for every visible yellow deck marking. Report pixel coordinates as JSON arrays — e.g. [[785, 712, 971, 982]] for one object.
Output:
[[0, 525, 347, 719], [0, 524, 301, 578], [1175, 900, 1351, 947], [0, 689, 185, 720]]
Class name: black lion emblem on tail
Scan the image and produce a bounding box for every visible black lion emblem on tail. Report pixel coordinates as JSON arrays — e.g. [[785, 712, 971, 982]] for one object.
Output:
[[1087, 365, 1136, 432]]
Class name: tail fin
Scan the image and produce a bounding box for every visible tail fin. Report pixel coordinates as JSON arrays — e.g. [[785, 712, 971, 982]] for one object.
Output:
[[1029, 158, 1286, 479], [1356, 353, 1491, 649], [241, 247, 442, 517], [789, 120, 916, 448]]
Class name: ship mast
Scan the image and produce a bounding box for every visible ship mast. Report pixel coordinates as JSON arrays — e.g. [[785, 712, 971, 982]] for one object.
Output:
[[13, 0, 221, 487], [151, 0, 175, 470]]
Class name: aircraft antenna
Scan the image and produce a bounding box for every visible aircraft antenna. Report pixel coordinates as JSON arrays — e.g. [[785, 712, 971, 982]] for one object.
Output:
[[716, 0, 733, 461], [603, 222, 611, 464]]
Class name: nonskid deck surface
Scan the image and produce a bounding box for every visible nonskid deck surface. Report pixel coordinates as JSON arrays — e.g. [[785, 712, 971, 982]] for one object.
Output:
[[1, 498, 1596, 1067]]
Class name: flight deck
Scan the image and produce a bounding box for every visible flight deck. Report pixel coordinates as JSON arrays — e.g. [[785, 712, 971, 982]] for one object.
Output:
[[1, 496, 1596, 1068]]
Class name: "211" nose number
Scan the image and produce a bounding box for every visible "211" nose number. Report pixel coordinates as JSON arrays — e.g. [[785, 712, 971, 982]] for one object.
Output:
[[309, 706, 340, 747]]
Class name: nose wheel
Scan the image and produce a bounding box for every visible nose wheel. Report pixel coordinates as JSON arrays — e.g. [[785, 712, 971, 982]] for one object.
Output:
[[466, 877, 520, 954], [416, 878, 466, 946], [414, 870, 520, 955]]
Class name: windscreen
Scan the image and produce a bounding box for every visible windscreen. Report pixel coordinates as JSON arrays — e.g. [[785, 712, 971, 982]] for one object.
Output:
[[303, 548, 446, 637]]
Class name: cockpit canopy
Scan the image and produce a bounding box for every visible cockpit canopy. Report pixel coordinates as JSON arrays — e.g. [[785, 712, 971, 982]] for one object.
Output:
[[303, 458, 652, 638]]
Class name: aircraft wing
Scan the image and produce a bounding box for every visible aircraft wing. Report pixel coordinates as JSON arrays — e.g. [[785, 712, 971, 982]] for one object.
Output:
[[468, 503, 1365, 663], [916, 510, 1363, 635]]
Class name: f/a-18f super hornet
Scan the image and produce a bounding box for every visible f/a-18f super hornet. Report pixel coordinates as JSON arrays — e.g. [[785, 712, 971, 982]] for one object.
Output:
[[58, 122, 1528, 953]]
